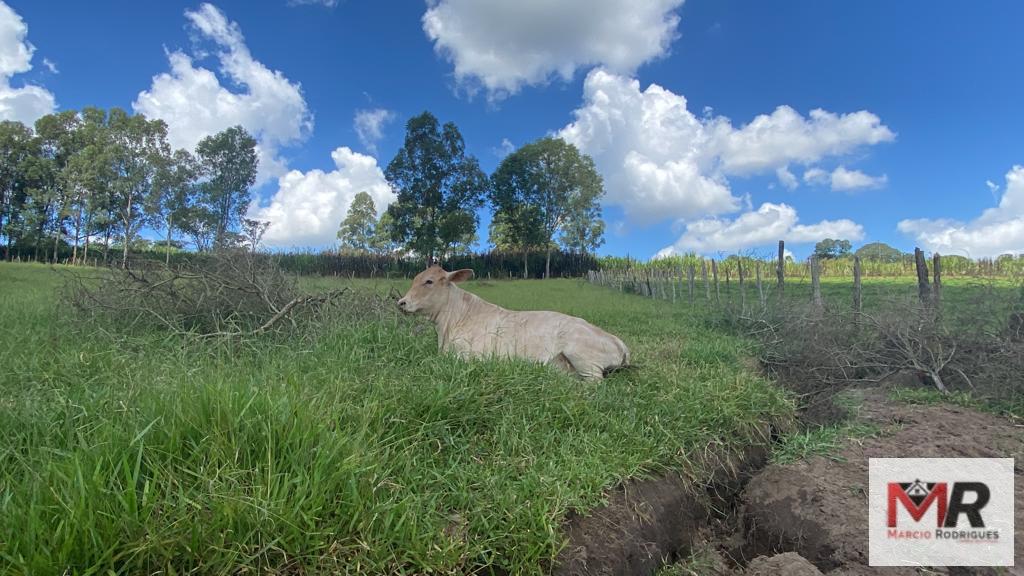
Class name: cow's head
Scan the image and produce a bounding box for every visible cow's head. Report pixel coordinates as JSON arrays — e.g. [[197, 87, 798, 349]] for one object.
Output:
[[397, 265, 474, 315]]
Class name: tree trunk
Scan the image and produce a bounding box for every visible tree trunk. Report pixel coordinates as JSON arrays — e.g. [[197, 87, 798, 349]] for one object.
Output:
[[103, 226, 111, 264], [523, 249, 528, 279], [853, 256, 862, 316], [776, 240, 785, 298], [545, 248, 552, 279], [166, 217, 173, 266]]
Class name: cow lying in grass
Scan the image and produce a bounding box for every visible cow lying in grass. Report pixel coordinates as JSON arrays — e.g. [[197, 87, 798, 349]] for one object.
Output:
[[397, 265, 630, 380]]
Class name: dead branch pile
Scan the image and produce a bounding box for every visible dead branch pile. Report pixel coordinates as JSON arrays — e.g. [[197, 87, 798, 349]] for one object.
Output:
[[737, 292, 1024, 408], [64, 250, 353, 339]]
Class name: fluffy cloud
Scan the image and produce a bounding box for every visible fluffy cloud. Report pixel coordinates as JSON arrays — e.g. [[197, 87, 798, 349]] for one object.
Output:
[[657, 202, 864, 256], [898, 165, 1024, 258], [249, 147, 394, 248], [830, 166, 887, 191], [804, 165, 887, 191], [558, 70, 893, 224], [422, 0, 684, 96], [710, 106, 894, 175], [133, 3, 312, 184], [776, 166, 798, 190], [0, 1, 56, 124], [353, 108, 394, 154]]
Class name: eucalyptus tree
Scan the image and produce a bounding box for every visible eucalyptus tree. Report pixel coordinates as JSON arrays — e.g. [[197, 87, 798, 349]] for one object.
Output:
[[195, 126, 258, 249], [106, 108, 172, 267], [490, 137, 604, 278], [0, 120, 37, 259], [34, 110, 83, 261], [337, 191, 377, 252], [151, 148, 199, 264], [385, 112, 488, 265]]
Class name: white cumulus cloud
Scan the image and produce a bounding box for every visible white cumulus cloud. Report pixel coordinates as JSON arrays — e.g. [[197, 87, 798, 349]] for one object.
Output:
[[249, 147, 395, 248], [133, 3, 312, 184], [422, 0, 685, 97], [898, 165, 1024, 258], [804, 165, 888, 191], [776, 166, 798, 190], [557, 70, 893, 224], [0, 1, 56, 125], [353, 108, 394, 154], [656, 202, 864, 256]]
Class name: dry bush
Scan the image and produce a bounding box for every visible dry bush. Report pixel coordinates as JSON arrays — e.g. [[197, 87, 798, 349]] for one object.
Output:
[[63, 250, 359, 339], [736, 288, 1024, 410]]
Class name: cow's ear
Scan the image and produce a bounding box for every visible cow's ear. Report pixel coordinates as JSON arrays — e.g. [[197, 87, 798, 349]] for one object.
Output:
[[447, 269, 474, 284]]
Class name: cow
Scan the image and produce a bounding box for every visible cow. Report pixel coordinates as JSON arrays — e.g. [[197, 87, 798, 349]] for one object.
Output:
[[397, 265, 630, 380]]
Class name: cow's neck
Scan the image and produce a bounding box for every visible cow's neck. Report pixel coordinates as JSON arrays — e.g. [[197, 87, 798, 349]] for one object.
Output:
[[432, 285, 501, 348]]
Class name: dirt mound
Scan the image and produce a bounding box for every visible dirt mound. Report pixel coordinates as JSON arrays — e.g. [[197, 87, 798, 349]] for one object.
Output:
[[745, 552, 823, 575], [739, 388, 1024, 575]]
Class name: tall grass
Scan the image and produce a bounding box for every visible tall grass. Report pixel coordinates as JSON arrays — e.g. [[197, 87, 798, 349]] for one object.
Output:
[[0, 263, 791, 575]]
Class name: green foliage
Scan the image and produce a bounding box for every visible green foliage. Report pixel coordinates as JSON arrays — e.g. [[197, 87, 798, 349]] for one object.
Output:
[[813, 237, 852, 260], [385, 112, 488, 263], [337, 191, 378, 251], [0, 262, 792, 574], [490, 137, 605, 276], [854, 241, 904, 263], [195, 125, 258, 248]]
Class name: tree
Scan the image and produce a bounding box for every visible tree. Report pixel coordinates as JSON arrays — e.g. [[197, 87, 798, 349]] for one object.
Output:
[[369, 210, 400, 255], [151, 148, 199, 264], [490, 137, 604, 278], [337, 191, 378, 252], [561, 200, 606, 254], [107, 108, 171, 267], [813, 238, 852, 260], [35, 111, 83, 262], [487, 206, 544, 277], [385, 112, 488, 265], [196, 126, 258, 249], [854, 242, 903, 263], [0, 120, 38, 259]]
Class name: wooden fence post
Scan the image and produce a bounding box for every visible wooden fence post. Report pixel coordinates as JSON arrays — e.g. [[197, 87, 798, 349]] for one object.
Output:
[[712, 259, 720, 305], [776, 240, 785, 299], [702, 259, 710, 300], [932, 253, 942, 308], [687, 265, 695, 304], [810, 255, 823, 310], [756, 261, 765, 311], [853, 255, 862, 316], [914, 247, 931, 305], [738, 259, 746, 313]]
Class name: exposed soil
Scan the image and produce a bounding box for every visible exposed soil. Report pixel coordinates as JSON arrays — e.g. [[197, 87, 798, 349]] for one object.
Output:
[[555, 444, 770, 576], [736, 387, 1024, 576], [555, 386, 1024, 576]]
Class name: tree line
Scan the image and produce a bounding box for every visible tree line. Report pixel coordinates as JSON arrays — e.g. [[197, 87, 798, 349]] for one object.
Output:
[[338, 112, 606, 278], [0, 109, 259, 267], [2, 109, 606, 277]]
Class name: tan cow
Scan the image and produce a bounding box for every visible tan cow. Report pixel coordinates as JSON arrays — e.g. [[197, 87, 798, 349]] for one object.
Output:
[[397, 265, 630, 380]]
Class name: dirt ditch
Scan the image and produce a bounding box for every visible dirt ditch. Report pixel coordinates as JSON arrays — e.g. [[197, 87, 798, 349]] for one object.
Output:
[[554, 387, 1024, 575]]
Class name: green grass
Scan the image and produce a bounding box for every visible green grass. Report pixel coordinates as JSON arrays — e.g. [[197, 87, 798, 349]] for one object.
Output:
[[770, 392, 882, 465], [0, 263, 792, 575]]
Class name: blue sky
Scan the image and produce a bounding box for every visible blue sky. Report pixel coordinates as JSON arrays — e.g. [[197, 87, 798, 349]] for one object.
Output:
[[3, 0, 1023, 259]]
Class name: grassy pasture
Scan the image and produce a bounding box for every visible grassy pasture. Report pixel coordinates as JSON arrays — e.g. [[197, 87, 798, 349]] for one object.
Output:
[[0, 263, 791, 575]]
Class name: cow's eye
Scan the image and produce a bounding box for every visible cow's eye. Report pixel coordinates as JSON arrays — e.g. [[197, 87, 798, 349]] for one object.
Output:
[[424, 279, 434, 285]]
